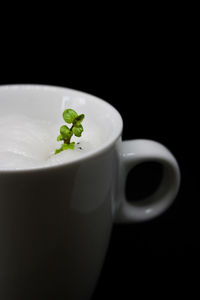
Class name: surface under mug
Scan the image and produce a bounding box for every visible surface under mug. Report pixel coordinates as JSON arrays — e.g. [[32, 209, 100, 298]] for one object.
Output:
[[0, 85, 180, 300]]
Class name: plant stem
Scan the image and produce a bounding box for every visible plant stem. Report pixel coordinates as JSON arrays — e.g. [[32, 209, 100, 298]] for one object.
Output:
[[64, 125, 74, 144]]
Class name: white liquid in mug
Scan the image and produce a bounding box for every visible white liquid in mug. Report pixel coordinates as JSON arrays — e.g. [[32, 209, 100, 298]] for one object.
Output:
[[0, 114, 102, 170]]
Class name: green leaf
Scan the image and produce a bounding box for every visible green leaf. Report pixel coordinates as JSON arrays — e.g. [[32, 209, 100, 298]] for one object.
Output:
[[62, 142, 75, 150], [75, 114, 85, 124], [55, 142, 75, 154], [57, 134, 63, 141], [63, 109, 78, 124], [60, 125, 72, 139], [55, 147, 63, 154], [72, 124, 83, 137]]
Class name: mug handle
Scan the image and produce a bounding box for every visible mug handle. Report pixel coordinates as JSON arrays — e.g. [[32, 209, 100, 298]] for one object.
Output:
[[115, 139, 181, 223]]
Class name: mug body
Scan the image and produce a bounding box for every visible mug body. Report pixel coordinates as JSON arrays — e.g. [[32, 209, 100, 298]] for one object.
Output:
[[0, 85, 122, 300]]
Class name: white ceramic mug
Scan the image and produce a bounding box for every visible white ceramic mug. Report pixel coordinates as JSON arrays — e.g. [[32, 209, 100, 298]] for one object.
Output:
[[0, 85, 180, 300]]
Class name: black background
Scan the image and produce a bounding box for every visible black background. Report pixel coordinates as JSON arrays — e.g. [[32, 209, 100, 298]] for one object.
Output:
[[0, 6, 198, 299]]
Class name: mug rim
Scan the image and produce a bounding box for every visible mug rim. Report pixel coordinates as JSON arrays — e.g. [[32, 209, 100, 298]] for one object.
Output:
[[0, 84, 123, 174]]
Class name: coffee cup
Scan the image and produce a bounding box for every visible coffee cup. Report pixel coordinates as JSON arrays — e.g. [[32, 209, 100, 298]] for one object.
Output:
[[0, 84, 180, 299]]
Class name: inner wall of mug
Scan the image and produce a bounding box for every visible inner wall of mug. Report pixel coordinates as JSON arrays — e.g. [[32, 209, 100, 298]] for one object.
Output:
[[0, 85, 123, 169]]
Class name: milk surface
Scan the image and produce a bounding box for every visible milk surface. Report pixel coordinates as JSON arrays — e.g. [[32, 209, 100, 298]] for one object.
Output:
[[0, 114, 102, 170]]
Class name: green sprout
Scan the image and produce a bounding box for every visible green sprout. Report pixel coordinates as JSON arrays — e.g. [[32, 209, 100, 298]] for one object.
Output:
[[55, 109, 85, 154]]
